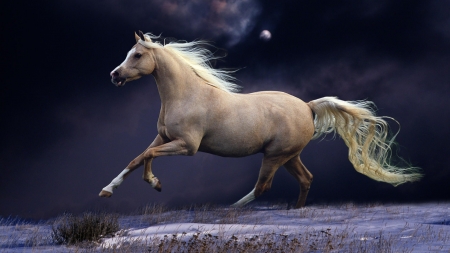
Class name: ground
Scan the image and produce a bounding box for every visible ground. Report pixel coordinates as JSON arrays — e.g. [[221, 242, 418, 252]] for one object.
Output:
[[1, 202, 449, 252]]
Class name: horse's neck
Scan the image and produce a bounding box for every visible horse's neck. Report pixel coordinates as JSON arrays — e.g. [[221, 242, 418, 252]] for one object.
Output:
[[152, 49, 204, 105]]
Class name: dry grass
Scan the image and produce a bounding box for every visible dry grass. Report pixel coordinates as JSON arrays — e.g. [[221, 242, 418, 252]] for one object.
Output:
[[139, 203, 254, 225], [99, 226, 414, 253], [0, 217, 51, 249]]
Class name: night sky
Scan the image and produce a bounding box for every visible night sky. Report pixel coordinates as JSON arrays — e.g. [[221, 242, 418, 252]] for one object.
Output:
[[2, 0, 449, 220]]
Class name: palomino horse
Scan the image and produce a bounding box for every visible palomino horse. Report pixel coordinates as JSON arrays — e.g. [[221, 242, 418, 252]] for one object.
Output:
[[100, 31, 421, 208]]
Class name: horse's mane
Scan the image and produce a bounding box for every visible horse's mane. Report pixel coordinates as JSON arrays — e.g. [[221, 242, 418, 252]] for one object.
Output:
[[139, 33, 241, 93]]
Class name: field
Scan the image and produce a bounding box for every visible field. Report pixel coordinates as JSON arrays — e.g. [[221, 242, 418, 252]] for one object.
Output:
[[1, 202, 449, 252]]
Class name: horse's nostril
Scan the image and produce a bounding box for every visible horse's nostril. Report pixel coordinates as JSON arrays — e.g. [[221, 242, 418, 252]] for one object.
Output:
[[111, 70, 119, 77]]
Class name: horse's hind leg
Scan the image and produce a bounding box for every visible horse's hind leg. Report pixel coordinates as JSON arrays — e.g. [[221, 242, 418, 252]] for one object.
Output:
[[284, 156, 313, 208], [231, 156, 287, 207]]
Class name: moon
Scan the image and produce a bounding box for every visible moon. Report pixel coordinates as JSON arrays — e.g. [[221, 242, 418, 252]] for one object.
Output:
[[259, 30, 272, 41]]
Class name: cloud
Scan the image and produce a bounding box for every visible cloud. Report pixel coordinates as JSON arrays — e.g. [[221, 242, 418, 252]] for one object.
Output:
[[76, 0, 261, 46], [156, 0, 261, 46], [238, 51, 400, 101]]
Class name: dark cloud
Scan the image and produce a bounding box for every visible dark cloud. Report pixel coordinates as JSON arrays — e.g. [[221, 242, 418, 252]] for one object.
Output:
[[61, 0, 261, 46]]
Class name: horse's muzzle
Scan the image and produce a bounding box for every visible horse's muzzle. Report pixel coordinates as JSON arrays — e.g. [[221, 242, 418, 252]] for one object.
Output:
[[111, 77, 126, 87], [111, 70, 126, 87]]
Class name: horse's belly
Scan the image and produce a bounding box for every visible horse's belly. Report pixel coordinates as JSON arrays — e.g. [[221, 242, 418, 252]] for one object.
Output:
[[198, 138, 263, 157]]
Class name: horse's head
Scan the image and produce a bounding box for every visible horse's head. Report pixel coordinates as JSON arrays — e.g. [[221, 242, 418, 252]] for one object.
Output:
[[110, 31, 157, 87]]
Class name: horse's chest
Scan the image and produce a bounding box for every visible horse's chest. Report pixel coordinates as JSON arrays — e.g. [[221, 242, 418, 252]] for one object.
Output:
[[157, 114, 198, 141], [157, 120, 176, 141]]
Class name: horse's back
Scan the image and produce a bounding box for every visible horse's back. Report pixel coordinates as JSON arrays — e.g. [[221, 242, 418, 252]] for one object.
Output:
[[244, 91, 315, 153]]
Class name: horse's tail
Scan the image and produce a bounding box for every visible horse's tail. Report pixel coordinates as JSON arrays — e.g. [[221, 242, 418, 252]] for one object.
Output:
[[307, 96, 422, 186]]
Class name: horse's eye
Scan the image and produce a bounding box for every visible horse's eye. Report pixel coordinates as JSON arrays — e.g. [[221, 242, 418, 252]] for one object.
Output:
[[135, 53, 142, 59]]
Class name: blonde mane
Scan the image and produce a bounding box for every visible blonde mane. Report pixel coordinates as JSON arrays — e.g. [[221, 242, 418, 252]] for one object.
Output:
[[138, 33, 241, 93]]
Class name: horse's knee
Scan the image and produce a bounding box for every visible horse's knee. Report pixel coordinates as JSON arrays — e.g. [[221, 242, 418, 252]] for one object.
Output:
[[144, 149, 155, 159]]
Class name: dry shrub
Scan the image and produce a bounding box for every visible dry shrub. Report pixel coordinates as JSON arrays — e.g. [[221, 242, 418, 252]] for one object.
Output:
[[51, 212, 119, 245]]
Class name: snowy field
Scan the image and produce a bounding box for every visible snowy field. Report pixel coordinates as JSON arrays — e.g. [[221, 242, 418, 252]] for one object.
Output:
[[1, 202, 449, 252]]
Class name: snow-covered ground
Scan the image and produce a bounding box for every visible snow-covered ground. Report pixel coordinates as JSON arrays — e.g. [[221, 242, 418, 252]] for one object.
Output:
[[1, 202, 449, 252]]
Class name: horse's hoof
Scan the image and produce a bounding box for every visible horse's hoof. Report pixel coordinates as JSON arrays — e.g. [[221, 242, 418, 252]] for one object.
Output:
[[154, 180, 162, 192], [144, 177, 162, 192], [99, 190, 112, 198]]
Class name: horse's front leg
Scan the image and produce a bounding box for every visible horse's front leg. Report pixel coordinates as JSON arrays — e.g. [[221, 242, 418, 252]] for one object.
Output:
[[144, 139, 195, 158], [99, 135, 165, 197], [143, 158, 161, 192], [141, 138, 197, 191]]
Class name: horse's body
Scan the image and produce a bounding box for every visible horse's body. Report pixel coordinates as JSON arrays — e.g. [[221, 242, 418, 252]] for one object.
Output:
[[100, 32, 421, 208], [195, 91, 314, 158]]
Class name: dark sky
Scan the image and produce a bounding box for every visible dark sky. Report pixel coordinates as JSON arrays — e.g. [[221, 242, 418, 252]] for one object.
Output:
[[2, 0, 449, 220]]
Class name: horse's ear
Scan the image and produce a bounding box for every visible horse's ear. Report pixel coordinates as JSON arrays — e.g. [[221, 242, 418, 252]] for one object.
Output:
[[139, 30, 152, 42], [135, 32, 141, 43], [139, 30, 145, 41]]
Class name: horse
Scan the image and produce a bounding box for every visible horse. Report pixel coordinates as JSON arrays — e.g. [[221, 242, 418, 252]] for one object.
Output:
[[99, 31, 422, 208]]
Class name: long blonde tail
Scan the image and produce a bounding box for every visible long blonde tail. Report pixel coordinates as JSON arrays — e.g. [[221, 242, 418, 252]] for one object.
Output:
[[308, 97, 422, 186]]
